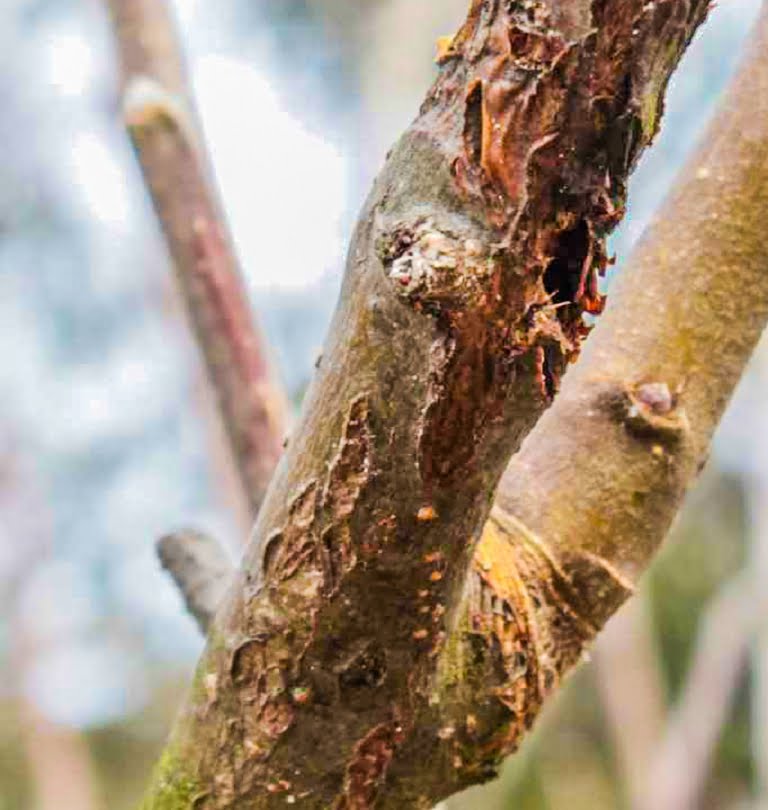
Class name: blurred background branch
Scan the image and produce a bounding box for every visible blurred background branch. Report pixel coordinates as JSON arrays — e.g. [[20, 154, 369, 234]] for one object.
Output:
[[644, 571, 762, 810], [104, 0, 186, 97], [594, 597, 667, 810], [747, 348, 768, 809], [106, 0, 288, 522]]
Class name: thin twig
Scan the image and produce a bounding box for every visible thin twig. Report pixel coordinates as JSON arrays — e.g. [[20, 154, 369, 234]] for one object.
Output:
[[594, 595, 667, 809], [105, 0, 186, 97], [157, 530, 234, 633], [640, 572, 761, 810], [105, 1, 287, 518], [747, 342, 768, 806]]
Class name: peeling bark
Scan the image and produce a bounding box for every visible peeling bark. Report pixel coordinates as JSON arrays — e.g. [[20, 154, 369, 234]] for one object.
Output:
[[141, 2, 718, 807], [399, 8, 768, 804]]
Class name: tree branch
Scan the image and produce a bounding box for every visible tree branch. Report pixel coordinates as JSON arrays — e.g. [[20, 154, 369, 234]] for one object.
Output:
[[106, 0, 287, 517], [105, 0, 186, 97], [639, 571, 760, 810], [158, 531, 235, 634], [141, 0, 724, 809], [422, 4, 768, 802]]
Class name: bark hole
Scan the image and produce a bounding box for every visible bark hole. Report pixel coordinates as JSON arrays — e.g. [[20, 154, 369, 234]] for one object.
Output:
[[337, 643, 387, 691], [463, 81, 484, 166], [542, 220, 591, 307], [539, 220, 593, 397]]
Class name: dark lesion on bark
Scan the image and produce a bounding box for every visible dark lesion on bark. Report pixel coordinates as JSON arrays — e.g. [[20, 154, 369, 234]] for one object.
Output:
[[381, 507, 636, 805], [420, 0, 710, 352], [336, 720, 406, 810], [462, 80, 485, 167], [149, 2, 713, 807], [542, 220, 597, 310], [375, 211, 552, 486]]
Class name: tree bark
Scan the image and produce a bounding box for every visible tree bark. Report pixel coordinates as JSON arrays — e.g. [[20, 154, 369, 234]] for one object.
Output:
[[141, 2, 723, 807], [430, 5, 768, 803]]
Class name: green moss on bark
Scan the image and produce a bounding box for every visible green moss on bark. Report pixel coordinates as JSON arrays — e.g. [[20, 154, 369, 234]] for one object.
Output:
[[141, 749, 202, 810]]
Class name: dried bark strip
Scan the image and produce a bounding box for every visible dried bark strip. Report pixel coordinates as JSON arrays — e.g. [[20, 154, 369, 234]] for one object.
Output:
[[142, 1, 712, 807]]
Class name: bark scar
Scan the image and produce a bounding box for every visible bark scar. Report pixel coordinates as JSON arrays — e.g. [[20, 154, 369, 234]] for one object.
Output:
[[436, 506, 634, 775], [335, 719, 406, 810]]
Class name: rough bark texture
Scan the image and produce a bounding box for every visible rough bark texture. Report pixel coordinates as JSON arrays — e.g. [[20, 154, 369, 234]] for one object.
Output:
[[421, 6, 768, 803], [142, 1, 715, 807]]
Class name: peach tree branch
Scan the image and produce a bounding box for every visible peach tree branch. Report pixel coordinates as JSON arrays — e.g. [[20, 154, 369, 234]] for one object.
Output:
[[428, 5, 768, 802], [138, 2, 722, 807]]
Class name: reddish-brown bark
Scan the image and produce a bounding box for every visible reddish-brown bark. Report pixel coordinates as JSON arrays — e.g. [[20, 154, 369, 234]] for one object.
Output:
[[139, 2, 722, 808]]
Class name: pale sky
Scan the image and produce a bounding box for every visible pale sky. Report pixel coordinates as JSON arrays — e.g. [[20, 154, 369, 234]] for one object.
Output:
[[45, 5, 348, 291]]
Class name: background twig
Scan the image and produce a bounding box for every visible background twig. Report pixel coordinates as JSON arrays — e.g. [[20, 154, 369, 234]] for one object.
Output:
[[641, 572, 761, 810], [594, 597, 667, 810], [748, 344, 768, 808], [157, 530, 234, 633], [106, 0, 287, 519]]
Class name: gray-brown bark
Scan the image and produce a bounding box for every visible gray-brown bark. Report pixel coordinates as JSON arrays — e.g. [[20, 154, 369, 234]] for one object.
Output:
[[141, 2, 718, 807]]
